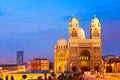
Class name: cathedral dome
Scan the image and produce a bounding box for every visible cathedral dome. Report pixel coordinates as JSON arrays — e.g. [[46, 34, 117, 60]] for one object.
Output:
[[78, 27, 86, 39], [57, 38, 67, 44]]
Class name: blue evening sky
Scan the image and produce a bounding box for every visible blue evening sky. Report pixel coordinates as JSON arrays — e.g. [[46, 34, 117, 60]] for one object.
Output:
[[0, 0, 120, 63]]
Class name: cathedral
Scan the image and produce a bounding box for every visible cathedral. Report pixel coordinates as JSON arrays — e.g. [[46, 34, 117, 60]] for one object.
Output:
[[54, 15, 102, 73]]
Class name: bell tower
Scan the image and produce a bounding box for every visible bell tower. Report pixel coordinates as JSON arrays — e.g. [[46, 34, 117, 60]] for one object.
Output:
[[90, 15, 101, 39], [68, 17, 79, 39], [68, 16, 86, 43], [90, 15, 102, 72]]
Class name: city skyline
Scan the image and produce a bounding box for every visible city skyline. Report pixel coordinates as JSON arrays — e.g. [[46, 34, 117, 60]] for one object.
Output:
[[0, 0, 120, 63]]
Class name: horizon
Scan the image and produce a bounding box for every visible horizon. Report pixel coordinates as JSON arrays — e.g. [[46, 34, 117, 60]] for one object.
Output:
[[0, 0, 120, 64]]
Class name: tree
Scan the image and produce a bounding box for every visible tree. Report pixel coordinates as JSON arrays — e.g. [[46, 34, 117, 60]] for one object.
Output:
[[48, 76, 52, 80], [0, 78, 3, 80], [37, 76, 42, 80], [68, 75, 73, 80], [58, 73, 67, 80], [6, 76, 8, 80], [51, 72, 56, 78], [22, 75, 27, 80], [78, 72, 84, 80], [44, 73, 47, 80], [11, 76, 14, 80], [73, 73, 80, 80]]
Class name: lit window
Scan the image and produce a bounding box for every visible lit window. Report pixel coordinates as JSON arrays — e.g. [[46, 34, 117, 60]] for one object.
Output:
[[72, 31, 77, 37]]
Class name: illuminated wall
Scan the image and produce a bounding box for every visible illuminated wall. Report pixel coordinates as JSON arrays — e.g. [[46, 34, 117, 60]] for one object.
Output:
[[54, 38, 68, 73], [31, 58, 49, 70]]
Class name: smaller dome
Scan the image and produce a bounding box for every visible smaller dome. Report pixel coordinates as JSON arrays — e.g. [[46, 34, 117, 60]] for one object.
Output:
[[55, 38, 67, 50], [57, 38, 67, 44]]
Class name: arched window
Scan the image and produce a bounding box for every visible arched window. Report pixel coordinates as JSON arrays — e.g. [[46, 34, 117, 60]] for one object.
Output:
[[80, 50, 90, 61], [76, 23, 77, 27], [56, 46, 58, 49], [80, 56, 89, 61], [59, 46, 60, 49], [61, 45, 63, 49], [64, 45, 66, 48], [72, 31, 77, 37], [94, 31, 99, 37]]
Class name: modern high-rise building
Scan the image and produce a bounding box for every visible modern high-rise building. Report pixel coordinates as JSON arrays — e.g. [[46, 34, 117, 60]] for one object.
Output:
[[17, 51, 24, 64], [54, 15, 102, 73]]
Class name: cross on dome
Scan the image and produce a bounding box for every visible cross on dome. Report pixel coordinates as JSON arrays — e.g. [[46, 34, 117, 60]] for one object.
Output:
[[72, 14, 75, 18], [94, 14, 96, 18]]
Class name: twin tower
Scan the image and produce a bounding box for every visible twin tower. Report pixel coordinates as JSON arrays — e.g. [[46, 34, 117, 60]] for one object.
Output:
[[54, 16, 102, 73]]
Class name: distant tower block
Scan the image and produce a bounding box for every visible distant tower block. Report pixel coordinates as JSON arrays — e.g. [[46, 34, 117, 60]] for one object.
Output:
[[17, 51, 24, 64]]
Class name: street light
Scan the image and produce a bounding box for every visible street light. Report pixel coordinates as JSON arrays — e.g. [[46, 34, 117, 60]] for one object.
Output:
[[111, 64, 114, 72], [111, 63, 114, 77], [104, 64, 107, 74]]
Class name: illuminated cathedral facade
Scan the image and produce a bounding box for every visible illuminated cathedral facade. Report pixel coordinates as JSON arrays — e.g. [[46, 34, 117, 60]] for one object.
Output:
[[54, 16, 102, 73]]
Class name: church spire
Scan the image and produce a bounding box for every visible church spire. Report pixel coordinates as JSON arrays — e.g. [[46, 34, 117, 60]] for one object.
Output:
[[90, 15, 101, 39]]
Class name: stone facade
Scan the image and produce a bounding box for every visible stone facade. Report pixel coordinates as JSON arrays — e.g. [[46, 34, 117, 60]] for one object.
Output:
[[31, 58, 49, 70], [54, 16, 102, 73]]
